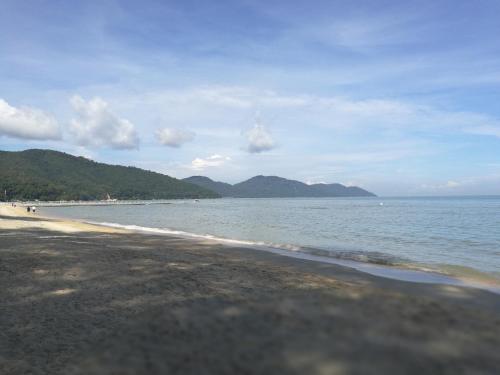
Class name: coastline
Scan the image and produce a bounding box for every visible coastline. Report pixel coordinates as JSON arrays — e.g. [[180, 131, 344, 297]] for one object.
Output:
[[73, 220, 500, 294], [1, 203, 500, 373], [32, 202, 500, 294]]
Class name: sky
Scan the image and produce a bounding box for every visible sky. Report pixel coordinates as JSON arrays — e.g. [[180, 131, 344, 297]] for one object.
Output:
[[1, 0, 500, 196]]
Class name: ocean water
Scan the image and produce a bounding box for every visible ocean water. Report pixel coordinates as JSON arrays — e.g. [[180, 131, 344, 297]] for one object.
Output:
[[41, 196, 500, 285]]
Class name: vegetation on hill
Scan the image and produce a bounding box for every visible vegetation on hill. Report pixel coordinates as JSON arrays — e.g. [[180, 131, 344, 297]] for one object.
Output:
[[184, 175, 376, 197], [183, 176, 236, 197], [0, 149, 219, 201]]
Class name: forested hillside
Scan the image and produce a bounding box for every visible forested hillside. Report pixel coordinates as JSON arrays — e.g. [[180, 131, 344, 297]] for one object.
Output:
[[0, 149, 219, 201]]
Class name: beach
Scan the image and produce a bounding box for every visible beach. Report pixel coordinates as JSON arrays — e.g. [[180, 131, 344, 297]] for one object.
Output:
[[1, 204, 499, 374]]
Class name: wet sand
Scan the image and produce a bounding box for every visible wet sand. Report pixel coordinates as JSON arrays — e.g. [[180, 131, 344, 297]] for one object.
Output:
[[1, 204, 499, 374]]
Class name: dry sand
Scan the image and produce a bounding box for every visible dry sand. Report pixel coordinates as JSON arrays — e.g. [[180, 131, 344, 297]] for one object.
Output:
[[1, 203, 499, 374], [0, 205, 127, 234]]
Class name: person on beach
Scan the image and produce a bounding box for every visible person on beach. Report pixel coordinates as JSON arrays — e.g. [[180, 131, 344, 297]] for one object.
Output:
[[26, 206, 30, 213], [32, 206, 36, 213]]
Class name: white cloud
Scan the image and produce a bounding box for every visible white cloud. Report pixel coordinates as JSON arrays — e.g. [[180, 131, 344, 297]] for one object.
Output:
[[143, 87, 253, 109], [156, 128, 195, 147], [446, 181, 460, 188], [305, 179, 326, 185], [318, 148, 421, 163], [191, 154, 231, 171], [135, 86, 500, 137], [246, 123, 276, 153], [73, 146, 94, 160], [140, 87, 310, 110], [70, 95, 139, 149], [0, 98, 61, 140], [308, 13, 424, 50], [113, 86, 500, 143], [420, 180, 462, 191], [465, 125, 500, 138]]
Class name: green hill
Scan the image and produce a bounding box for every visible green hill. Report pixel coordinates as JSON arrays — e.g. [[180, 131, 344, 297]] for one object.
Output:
[[0, 149, 219, 201]]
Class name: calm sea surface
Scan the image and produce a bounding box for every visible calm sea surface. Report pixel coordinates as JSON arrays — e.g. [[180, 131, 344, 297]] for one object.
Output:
[[42, 196, 500, 281]]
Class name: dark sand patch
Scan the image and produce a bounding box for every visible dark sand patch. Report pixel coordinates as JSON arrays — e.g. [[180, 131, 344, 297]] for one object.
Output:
[[0, 214, 56, 222]]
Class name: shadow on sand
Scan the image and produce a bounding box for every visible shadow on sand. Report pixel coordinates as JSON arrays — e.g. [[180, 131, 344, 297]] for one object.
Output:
[[0, 214, 56, 222], [1, 228, 499, 374]]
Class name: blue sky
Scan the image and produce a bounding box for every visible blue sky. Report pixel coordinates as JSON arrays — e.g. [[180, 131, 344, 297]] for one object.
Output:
[[1, 0, 500, 195]]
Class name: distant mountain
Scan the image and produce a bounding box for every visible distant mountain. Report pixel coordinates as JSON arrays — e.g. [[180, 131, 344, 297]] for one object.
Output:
[[232, 175, 310, 197], [0, 149, 219, 201], [183, 175, 376, 198], [183, 176, 236, 197], [308, 182, 376, 197]]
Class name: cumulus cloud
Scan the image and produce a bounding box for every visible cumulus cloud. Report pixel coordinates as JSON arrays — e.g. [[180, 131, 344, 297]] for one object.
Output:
[[191, 154, 231, 170], [0, 98, 61, 140], [156, 128, 195, 147], [70, 95, 139, 149], [246, 123, 276, 153]]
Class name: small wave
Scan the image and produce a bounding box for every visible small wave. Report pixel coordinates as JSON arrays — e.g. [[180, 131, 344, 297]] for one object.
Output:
[[89, 221, 304, 251], [302, 248, 408, 266], [433, 263, 500, 285], [307, 248, 500, 284]]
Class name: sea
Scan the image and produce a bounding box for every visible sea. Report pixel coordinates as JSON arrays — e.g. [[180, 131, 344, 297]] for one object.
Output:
[[41, 196, 500, 291]]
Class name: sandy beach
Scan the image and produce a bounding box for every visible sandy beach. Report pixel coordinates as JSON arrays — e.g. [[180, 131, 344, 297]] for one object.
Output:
[[1, 204, 499, 374]]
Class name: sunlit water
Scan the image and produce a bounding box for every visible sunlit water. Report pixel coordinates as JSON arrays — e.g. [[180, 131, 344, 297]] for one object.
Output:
[[41, 196, 500, 285]]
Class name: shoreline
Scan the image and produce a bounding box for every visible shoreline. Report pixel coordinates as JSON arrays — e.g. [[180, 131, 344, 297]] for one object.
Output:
[[82, 220, 500, 294], [1, 202, 500, 374], [11, 200, 175, 207], [3, 202, 500, 297], [29, 203, 500, 294], [3, 201, 500, 297]]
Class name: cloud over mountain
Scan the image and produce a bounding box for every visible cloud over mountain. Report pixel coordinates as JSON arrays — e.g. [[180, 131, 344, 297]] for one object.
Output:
[[70, 96, 139, 150], [156, 128, 195, 147], [246, 123, 276, 153], [191, 154, 231, 170]]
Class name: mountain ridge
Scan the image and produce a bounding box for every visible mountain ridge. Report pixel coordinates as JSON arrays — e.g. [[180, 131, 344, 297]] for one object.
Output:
[[183, 175, 376, 197], [0, 149, 376, 200], [0, 149, 219, 201]]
